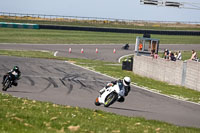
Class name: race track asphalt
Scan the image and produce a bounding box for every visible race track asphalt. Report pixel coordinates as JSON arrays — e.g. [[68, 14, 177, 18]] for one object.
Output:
[[0, 43, 200, 128]]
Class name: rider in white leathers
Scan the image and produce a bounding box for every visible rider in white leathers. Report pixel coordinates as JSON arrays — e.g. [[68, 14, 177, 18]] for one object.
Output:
[[99, 77, 131, 102]]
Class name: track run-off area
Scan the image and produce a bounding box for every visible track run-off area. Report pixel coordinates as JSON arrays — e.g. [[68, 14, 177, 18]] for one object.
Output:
[[1, 43, 200, 62], [0, 43, 200, 128]]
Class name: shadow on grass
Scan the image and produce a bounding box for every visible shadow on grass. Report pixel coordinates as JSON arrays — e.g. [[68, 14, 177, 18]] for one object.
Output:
[[4, 90, 33, 94], [108, 106, 151, 113]]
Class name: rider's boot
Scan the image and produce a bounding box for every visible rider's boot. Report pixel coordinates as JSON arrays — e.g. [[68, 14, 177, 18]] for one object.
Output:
[[117, 96, 125, 102], [12, 81, 18, 86]]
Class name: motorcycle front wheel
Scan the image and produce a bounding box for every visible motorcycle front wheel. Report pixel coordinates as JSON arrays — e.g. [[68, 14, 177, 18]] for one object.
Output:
[[104, 92, 118, 107], [2, 77, 11, 91]]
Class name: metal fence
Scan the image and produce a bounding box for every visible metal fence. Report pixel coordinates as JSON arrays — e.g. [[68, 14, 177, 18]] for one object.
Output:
[[0, 11, 200, 25], [1, 12, 200, 32]]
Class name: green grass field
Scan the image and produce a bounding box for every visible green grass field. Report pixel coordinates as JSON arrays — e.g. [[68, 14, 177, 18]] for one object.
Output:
[[1, 93, 200, 133], [0, 28, 200, 44]]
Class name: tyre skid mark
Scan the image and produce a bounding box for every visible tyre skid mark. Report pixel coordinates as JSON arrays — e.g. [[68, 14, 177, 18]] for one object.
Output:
[[40, 77, 58, 92], [40, 66, 52, 73], [23, 76, 35, 86]]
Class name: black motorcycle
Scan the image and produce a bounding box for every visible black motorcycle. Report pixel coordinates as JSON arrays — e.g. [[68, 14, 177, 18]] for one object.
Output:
[[122, 43, 129, 50], [2, 74, 13, 91]]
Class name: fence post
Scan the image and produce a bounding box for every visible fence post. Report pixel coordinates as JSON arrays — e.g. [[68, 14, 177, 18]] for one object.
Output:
[[181, 61, 187, 86]]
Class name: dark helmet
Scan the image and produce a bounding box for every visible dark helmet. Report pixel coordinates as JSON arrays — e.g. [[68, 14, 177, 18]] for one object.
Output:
[[13, 66, 19, 71]]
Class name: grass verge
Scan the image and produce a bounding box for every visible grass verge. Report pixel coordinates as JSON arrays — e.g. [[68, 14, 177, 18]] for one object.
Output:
[[0, 28, 200, 44], [1, 93, 200, 133]]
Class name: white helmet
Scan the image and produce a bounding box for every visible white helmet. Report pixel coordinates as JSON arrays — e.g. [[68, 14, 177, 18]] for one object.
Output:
[[123, 77, 131, 86]]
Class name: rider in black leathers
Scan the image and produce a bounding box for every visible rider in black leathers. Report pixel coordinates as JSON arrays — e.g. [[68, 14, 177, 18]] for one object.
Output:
[[2, 66, 21, 87], [122, 43, 129, 50]]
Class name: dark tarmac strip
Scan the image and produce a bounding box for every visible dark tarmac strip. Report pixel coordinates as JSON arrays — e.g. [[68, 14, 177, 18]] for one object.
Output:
[[0, 56, 200, 128], [0, 43, 200, 62]]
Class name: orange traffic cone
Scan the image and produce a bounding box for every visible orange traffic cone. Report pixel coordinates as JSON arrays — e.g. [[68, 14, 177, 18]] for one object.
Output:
[[113, 48, 116, 54], [81, 48, 84, 53], [96, 48, 98, 53], [69, 48, 72, 53]]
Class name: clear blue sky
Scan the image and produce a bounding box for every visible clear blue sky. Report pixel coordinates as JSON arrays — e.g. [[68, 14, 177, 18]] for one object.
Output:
[[1, 0, 200, 22]]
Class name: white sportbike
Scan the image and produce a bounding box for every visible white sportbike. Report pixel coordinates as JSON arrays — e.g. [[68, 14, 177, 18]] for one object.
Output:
[[95, 82, 125, 107]]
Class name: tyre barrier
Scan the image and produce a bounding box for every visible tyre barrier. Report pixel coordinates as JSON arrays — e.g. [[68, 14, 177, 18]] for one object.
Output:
[[0, 22, 39, 29], [39, 24, 200, 36], [1, 22, 199, 36]]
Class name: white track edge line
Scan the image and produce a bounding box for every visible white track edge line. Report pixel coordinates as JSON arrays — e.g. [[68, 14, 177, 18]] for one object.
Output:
[[54, 51, 58, 57], [64, 61, 200, 106], [118, 54, 134, 63]]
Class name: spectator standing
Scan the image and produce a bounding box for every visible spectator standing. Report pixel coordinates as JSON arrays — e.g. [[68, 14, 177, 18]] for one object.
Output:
[[174, 52, 178, 59], [150, 49, 155, 57], [139, 43, 143, 51], [164, 49, 169, 59], [190, 50, 198, 61], [169, 51, 176, 61], [177, 51, 182, 60]]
